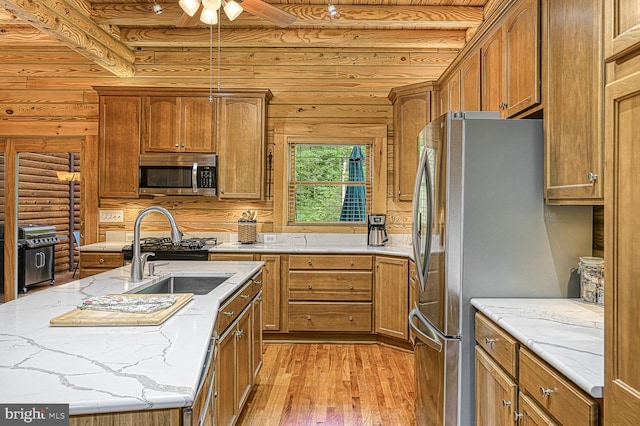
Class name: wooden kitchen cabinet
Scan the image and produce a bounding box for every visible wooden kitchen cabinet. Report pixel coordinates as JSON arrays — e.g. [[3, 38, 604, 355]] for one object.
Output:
[[78, 251, 124, 278], [481, 0, 540, 117], [603, 39, 640, 424], [388, 82, 437, 202], [217, 95, 270, 200], [259, 254, 281, 331], [287, 254, 373, 333], [98, 95, 141, 198], [604, 0, 640, 61], [442, 72, 461, 113], [374, 255, 409, 340], [475, 312, 601, 425], [214, 278, 259, 426], [475, 346, 517, 426], [142, 96, 215, 154], [251, 293, 263, 379], [543, 0, 604, 204], [460, 51, 481, 111]]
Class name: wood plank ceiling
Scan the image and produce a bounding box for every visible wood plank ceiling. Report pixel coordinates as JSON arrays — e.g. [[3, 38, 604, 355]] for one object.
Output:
[[0, 0, 492, 77]]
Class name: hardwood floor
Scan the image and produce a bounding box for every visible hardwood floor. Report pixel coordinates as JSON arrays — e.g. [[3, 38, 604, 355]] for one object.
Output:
[[238, 342, 416, 426]]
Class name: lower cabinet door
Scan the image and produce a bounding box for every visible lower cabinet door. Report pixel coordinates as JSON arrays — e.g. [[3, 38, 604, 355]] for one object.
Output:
[[475, 346, 517, 426], [518, 392, 559, 426], [235, 307, 253, 413], [215, 326, 235, 426]]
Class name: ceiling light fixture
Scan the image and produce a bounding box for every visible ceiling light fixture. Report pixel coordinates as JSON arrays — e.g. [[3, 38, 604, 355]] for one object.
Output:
[[179, 0, 200, 16], [327, 0, 338, 18], [152, 1, 164, 14], [223, 0, 243, 21]]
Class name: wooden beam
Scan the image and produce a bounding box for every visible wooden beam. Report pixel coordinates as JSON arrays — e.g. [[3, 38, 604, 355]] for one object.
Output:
[[121, 28, 467, 49], [0, 0, 135, 77], [91, 3, 484, 30]]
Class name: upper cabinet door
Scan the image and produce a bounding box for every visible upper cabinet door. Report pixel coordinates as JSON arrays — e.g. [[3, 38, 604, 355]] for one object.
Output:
[[181, 97, 216, 153], [605, 0, 640, 61], [504, 0, 540, 117], [460, 51, 481, 111], [543, 0, 603, 204], [99, 96, 140, 198], [217, 96, 266, 200], [481, 29, 505, 114], [142, 96, 180, 153]]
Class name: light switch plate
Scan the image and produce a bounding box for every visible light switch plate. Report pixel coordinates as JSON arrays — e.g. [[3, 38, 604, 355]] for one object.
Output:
[[99, 209, 124, 223]]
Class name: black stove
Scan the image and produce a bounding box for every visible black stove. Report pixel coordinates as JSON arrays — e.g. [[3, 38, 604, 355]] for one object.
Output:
[[122, 237, 217, 261]]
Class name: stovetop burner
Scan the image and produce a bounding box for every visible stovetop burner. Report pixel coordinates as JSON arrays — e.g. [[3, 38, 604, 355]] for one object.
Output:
[[122, 237, 218, 261]]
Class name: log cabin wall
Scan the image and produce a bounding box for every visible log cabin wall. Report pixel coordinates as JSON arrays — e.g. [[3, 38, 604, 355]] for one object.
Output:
[[0, 5, 463, 240]]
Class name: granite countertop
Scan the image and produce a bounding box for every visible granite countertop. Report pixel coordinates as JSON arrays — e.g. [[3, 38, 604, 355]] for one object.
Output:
[[0, 261, 263, 415], [471, 298, 604, 398]]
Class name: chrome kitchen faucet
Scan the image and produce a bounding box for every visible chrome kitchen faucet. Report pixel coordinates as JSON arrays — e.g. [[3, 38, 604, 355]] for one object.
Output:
[[130, 206, 183, 282]]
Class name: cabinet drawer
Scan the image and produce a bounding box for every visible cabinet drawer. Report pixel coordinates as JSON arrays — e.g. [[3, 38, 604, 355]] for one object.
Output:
[[289, 255, 372, 270], [216, 282, 253, 334], [475, 313, 518, 377], [208, 254, 255, 261], [288, 302, 372, 332], [289, 271, 372, 301], [519, 347, 599, 426], [80, 252, 124, 268]]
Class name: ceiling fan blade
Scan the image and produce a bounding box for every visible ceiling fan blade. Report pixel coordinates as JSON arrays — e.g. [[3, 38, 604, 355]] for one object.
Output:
[[176, 4, 203, 27], [240, 0, 297, 28]]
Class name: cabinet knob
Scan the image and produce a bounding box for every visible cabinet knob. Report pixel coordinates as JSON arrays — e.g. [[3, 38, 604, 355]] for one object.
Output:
[[307, 284, 313, 289], [540, 386, 554, 398], [181, 143, 185, 147], [253, 280, 262, 286], [223, 311, 234, 317], [175, 143, 179, 147], [220, 188, 224, 194], [349, 260, 354, 266], [308, 260, 312, 266], [235, 329, 244, 338], [514, 413, 523, 421], [349, 284, 354, 290], [306, 315, 311, 320], [502, 400, 512, 407], [99, 258, 104, 264], [588, 172, 598, 182], [349, 316, 353, 321]]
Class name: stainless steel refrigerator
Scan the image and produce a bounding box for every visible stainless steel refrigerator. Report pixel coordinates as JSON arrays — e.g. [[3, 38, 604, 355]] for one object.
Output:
[[409, 111, 593, 426]]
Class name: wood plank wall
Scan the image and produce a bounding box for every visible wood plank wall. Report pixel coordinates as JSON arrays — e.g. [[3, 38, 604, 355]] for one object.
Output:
[[0, 24, 458, 240]]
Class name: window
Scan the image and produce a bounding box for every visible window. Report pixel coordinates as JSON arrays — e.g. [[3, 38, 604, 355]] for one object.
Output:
[[288, 142, 372, 224]]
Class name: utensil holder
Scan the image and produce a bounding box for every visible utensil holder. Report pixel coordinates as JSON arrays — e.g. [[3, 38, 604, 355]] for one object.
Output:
[[238, 220, 257, 244]]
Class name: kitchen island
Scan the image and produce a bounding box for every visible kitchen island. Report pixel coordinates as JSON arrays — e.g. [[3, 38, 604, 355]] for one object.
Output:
[[0, 260, 263, 418]]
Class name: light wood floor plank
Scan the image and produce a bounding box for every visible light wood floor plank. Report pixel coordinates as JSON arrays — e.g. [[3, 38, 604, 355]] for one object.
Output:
[[238, 342, 415, 426]]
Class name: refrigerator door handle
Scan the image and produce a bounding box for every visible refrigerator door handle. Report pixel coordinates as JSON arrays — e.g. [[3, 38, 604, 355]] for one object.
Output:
[[409, 308, 443, 352]]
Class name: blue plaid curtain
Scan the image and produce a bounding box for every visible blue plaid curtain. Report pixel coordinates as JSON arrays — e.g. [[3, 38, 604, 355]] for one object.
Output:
[[339, 146, 366, 222]]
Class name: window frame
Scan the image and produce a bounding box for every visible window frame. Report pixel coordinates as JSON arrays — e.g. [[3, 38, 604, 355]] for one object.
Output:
[[273, 122, 387, 233]]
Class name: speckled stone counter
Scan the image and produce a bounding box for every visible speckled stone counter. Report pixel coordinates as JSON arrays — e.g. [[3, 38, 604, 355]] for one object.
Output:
[[471, 298, 604, 398]]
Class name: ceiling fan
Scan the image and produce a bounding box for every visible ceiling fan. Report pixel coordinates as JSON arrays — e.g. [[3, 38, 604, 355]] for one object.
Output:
[[177, 0, 297, 28]]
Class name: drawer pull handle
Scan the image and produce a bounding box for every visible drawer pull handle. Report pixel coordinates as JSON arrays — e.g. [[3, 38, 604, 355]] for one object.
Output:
[[306, 315, 312, 320], [349, 316, 353, 321], [235, 329, 244, 338], [257, 296, 262, 301], [502, 400, 511, 407], [241, 294, 250, 299], [540, 387, 554, 397], [99, 258, 105, 264], [223, 311, 234, 317], [307, 284, 313, 289], [253, 280, 262, 286], [308, 260, 312, 266], [484, 337, 498, 345]]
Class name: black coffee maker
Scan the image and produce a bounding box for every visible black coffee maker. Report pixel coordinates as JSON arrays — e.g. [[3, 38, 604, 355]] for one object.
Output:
[[367, 214, 388, 246]]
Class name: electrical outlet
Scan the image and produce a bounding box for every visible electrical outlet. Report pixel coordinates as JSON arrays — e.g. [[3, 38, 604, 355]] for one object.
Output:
[[99, 209, 124, 223], [264, 234, 276, 244]]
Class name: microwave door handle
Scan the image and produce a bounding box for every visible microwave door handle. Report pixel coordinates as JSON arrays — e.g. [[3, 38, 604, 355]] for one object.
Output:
[[192, 162, 198, 193], [409, 309, 443, 352]]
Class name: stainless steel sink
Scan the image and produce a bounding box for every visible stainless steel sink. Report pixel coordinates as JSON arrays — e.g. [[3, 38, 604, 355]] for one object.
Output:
[[131, 275, 231, 295]]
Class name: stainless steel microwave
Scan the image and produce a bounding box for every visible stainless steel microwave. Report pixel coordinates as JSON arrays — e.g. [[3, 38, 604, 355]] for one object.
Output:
[[139, 154, 217, 196]]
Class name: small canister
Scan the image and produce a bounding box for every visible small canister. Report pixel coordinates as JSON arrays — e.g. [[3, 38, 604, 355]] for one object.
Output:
[[578, 256, 604, 304]]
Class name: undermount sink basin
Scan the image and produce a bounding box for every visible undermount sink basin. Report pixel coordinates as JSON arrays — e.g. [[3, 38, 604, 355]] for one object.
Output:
[[132, 275, 232, 295]]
